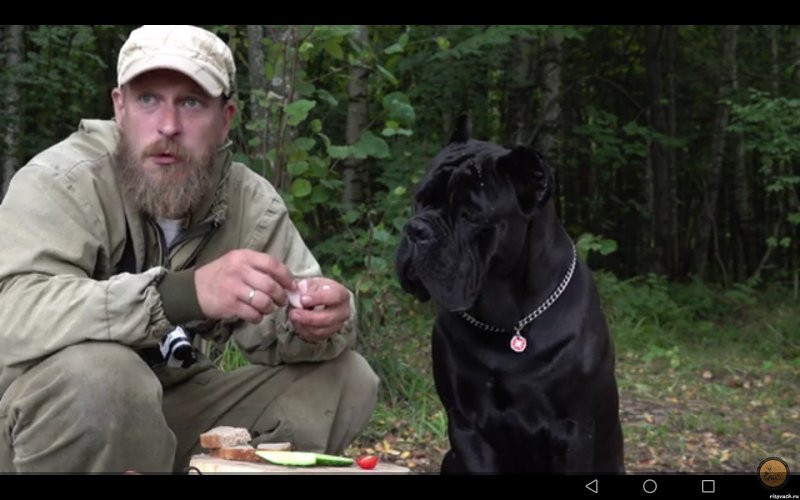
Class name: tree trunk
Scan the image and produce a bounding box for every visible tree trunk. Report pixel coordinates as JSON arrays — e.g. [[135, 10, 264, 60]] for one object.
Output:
[[266, 25, 296, 192], [2, 24, 23, 198], [644, 25, 675, 276], [342, 25, 370, 209], [247, 25, 269, 177], [794, 27, 800, 85], [504, 37, 532, 145], [770, 26, 780, 94], [692, 26, 739, 278], [538, 30, 563, 163], [729, 37, 759, 279], [666, 26, 681, 276]]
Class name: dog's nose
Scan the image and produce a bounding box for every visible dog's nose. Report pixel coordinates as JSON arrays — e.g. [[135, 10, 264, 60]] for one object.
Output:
[[406, 219, 434, 243]]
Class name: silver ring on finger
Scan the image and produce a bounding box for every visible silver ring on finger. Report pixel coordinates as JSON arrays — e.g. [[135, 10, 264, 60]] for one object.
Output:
[[247, 288, 257, 305]]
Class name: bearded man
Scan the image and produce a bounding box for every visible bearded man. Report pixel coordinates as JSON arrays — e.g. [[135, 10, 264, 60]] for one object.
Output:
[[0, 25, 377, 473]]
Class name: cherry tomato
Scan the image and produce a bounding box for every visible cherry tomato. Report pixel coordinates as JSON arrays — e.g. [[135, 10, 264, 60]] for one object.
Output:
[[356, 455, 379, 470]]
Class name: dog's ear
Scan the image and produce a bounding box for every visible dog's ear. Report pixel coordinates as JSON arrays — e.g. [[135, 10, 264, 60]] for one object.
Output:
[[496, 146, 554, 214], [448, 114, 471, 144]]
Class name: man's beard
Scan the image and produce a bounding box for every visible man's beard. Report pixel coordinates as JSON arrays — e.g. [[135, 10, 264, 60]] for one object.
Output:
[[114, 132, 217, 219]]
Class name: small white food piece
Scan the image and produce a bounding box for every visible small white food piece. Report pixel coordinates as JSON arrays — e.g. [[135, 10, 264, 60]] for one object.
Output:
[[256, 442, 292, 451], [287, 279, 308, 308]]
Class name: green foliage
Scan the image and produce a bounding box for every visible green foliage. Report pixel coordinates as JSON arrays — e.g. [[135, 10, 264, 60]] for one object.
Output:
[[574, 106, 685, 168], [212, 340, 250, 372], [350, 131, 390, 159], [12, 25, 116, 161], [577, 232, 618, 261], [284, 99, 316, 126], [595, 272, 772, 353], [435, 25, 582, 60], [729, 89, 800, 171], [729, 89, 800, 260]]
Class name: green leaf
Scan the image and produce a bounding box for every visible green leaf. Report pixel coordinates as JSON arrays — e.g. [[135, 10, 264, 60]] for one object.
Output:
[[290, 178, 312, 198], [316, 89, 339, 107], [384, 33, 408, 55], [392, 216, 407, 231], [294, 137, 316, 152], [376, 64, 398, 86], [343, 210, 360, 224], [382, 91, 415, 124], [317, 132, 331, 149], [327, 145, 351, 160], [309, 186, 330, 203], [368, 256, 389, 272], [436, 36, 450, 50], [351, 131, 390, 159], [310, 119, 323, 134], [322, 38, 344, 60], [296, 82, 316, 97], [287, 160, 309, 176], [393, 186, 407, 196], [599, 239, 618, 255], [285, 99, 317, 126], [297, 25, 315, 38], [384, 43, 403, 55], [373, 227, 391, 243], [308, 156, 329, 176], [357, 277, 373, 293], [787, 212, 800, 225]]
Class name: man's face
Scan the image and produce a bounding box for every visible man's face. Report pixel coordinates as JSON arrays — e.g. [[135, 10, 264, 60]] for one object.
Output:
[[111, 69, 235, 219]]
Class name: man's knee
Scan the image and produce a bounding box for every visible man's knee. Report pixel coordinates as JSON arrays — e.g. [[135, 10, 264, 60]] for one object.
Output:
[[328, 350, 379, 409], [1, 342, 174, 471], [30, 342, 162, 419]]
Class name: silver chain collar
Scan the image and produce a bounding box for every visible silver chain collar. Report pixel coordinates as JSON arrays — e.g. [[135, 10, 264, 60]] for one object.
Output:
[[459, 243, 577, 335]]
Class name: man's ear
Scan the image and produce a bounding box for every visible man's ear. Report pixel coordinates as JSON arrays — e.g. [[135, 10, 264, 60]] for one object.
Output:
[[448, 114, 471, 144], [496, 146, 554, 215], [111, 87, 124, 125], [219, 99, 236, 144]]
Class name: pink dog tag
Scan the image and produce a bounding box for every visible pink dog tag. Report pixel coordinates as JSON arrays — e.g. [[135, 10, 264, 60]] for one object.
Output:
[[510, 333, 527, 353]]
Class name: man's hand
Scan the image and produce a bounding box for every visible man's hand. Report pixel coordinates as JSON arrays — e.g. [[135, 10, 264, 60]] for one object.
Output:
[[288, 277, 351, 343], [194, 249, 295, 324]]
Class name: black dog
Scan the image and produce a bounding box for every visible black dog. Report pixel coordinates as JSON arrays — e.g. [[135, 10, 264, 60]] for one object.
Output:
[[396, 119, 624, 474]]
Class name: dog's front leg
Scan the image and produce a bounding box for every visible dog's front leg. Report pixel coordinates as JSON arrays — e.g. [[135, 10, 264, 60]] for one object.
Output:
[[442, 413, 502, 474]]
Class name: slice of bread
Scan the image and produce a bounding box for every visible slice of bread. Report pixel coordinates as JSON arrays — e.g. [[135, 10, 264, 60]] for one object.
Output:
[[199, 426, 252, 449], [210, 444, 260, 462]]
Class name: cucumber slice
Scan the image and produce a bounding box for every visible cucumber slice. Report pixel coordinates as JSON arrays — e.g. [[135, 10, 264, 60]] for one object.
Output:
[[255, 450, 354, 467], [312, 453, 354, 466]]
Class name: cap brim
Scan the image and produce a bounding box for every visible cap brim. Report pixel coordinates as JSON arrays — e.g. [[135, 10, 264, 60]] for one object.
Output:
[[118, 53, 225, 97]]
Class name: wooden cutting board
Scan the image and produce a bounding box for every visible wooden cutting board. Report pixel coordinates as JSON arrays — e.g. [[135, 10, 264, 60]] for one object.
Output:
[[189, 454, 411, 474]]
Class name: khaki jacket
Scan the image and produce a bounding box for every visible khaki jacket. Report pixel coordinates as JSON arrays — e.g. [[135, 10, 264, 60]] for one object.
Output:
[[0, 119, 357, 396]]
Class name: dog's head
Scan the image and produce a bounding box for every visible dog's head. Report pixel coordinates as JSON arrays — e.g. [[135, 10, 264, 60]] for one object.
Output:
[[396, 116, 554, 311]]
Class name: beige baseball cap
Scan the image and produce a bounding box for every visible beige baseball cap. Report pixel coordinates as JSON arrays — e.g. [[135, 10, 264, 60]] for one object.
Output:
[[117, 25, 235, 98]]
